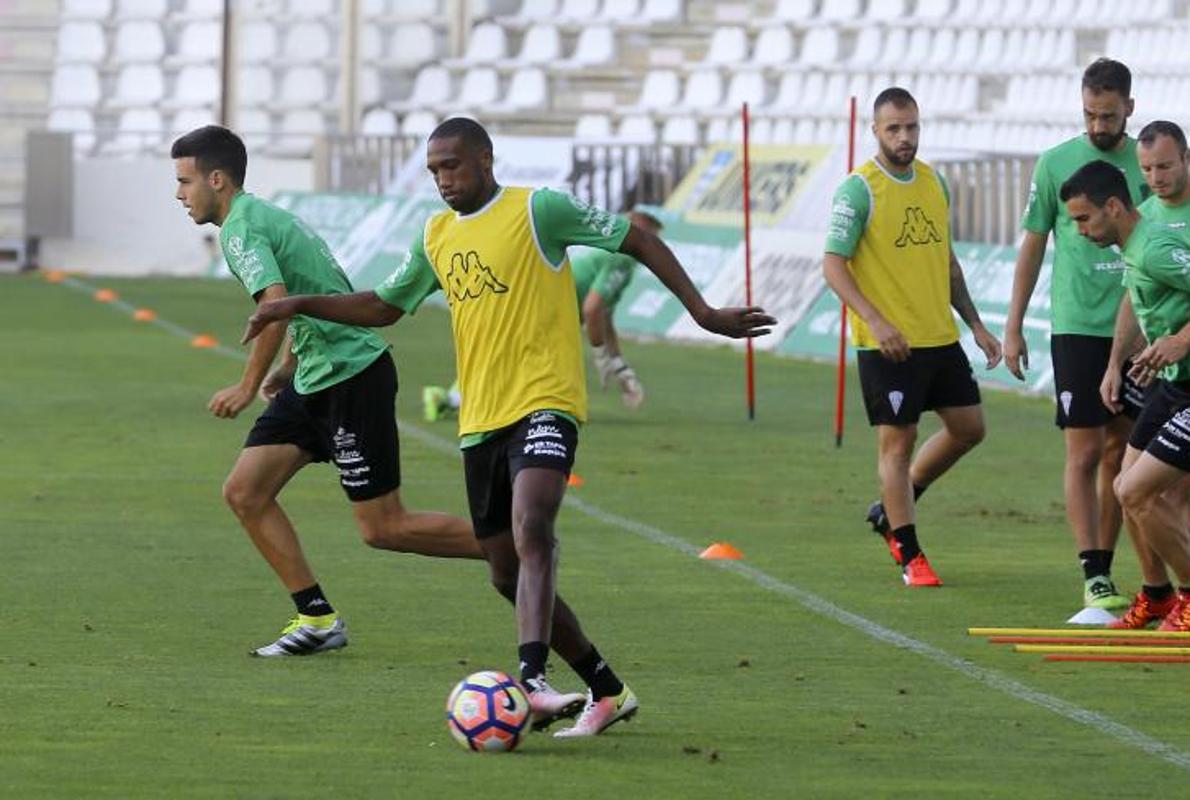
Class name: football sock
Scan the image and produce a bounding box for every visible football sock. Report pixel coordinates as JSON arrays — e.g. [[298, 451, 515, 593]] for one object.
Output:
[[1103, 548, 1115, 574], [518, 641, 549, 685], [569, 646, 624, 701], [892, 524, 921, 563], [912, 483, 927, 501], [291, 583, 334, 616], [1143, 583, 1174, 600], [1079, 550, 1110, 580]]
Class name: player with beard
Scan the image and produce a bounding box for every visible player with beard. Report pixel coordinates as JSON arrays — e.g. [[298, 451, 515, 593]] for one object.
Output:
[[1002, 58, 1151, 611], [824, 87, 1002, 587]]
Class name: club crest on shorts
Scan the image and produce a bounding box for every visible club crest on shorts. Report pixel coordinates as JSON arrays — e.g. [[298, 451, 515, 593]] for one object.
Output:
[[888, 390, 904, 416], [1060, 390, 1073, 417]]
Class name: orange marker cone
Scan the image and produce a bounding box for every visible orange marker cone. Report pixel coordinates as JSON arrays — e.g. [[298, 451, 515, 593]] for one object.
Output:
[[567, 473, 585, 488], [699, 542, 744, 560], [190, 334, 218, 348], [44, 269, 66, 283], [133, 308, 157, 322], [93, 288, 118, 303]]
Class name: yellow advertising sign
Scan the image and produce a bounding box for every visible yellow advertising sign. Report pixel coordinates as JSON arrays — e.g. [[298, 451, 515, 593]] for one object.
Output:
[[665, 144, 832, 227]]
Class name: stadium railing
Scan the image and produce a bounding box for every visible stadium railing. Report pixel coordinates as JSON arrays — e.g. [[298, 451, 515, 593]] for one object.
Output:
[[569, 142, 700, 211], [314, 133, 423, 193], [935, 154, 1037, 247]]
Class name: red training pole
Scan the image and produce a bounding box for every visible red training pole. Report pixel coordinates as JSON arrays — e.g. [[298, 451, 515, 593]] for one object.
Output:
[[742, 102, 755, 421], [834, 96, 857, 448]]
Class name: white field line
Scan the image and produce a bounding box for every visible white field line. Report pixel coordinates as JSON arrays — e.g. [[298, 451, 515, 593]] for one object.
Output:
[[51, 274, 1190, 771]]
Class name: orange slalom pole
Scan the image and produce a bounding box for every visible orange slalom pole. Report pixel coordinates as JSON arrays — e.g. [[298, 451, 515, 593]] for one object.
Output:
[[742, 101, 755, 421], [834, 96, 857, 447]]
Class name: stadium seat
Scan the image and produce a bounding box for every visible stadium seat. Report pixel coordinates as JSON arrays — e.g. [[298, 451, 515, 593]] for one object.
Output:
[[166, 64, 220, 109], [360, 107, 399, 135], [175, 0, 222, 19], [287, 0, 335, 18], [798, 28, 838, 67], [389, 23, 438, 67], [791, 117, 816, 144], [975, 28, 1003, 68], [950, 0, 979, 20], [282, 21, 333, 62], [101, 107, 163, 155], [927, 27, 955, 67], [751, 26, 793, 67], [239, 22, 279, 64], [61, 0, 111, 19], [1022, 0, 1050, 22], [914, 0, 951, 20], [724, 70, 768, 111], [864, 0, 905, 21], [113, 20, 165, 62], [277, 65, 329, 108], [237, 66, 274, 105], [391, 0, 440, 18], [951, 28, 978, 66], [660, 115, 699, 145], [114, 0, 166, 18], [391, 64, 452, 110], [50, 64, 101, 106], [639, 0, 681, 22], [492, 67, 548, 111], [273, 110, 328, 157], [877, 28, 908, 68], [507, 23, 561, 66], [599, 0, 639, 20], [769, 117, 794, 143], [453, 21, 507, 65], [634, 69, 680, 110], [702, 26, 748, 67], [173, 20, 222, 65], [847, 26, 880, 68], [903, 28, 931, 68], [109, 64, 165, 107], [557, 25, 615, 68], [821, 72, 847, 111], [512, 0, 558, 22], [798, 71, 825, 109], [770, 71, 803, 112], [56, 21, 106, 63], [769, 0, 814, 22], [360, 25, 383, 61], [615, 114, 656, 143], [819, 0, 860, 22], [703, 116, 728, 144], [237, 108, 272, 150], [401, 110, 438, 137], [170, 108, 215, 137], [747, 117, 773, 144], [455, 67, 501, 108], [557, 0, 600, 22], [573, 113, 612, 140], [677, 69, 723, 112], [47, 107, 97, 153], [359, 66, 382, 105]]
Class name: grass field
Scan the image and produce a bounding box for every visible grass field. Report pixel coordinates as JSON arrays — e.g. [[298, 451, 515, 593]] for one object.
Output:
[[3, 272, 1189, 798]]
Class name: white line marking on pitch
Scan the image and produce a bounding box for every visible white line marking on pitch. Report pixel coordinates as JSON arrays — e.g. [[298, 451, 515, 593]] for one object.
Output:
[[51, 274, 1190, 771]]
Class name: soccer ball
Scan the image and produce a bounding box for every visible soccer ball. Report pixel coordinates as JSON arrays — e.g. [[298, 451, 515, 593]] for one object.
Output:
[[445, 670, 530, 752]]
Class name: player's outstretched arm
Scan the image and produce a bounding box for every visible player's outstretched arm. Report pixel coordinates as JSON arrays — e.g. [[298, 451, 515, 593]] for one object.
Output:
[[948, 248, 1002, 369], [619, 225, 774, 338], [242, 290, 403, 344], [1003, 230, 1048, 380]]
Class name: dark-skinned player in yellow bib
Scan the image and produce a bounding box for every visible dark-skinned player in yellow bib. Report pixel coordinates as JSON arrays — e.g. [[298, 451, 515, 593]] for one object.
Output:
[[242, 118, 775, 738]]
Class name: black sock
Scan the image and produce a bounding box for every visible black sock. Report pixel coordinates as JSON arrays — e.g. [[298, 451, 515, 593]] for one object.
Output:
[[1103, 549, 1115, 574], [569, 646, 624, 701], [1079, 550, 1108, 580], [518, 641, 549, 685], [1143, 583, 1174, 600], [913, 483, 928, 501], [291, 583, 334, 616], [892, 524, 921, 563]]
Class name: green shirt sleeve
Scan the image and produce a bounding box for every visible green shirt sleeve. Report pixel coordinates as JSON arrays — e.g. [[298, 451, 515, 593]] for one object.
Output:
[[530, 189, 631, 266], [1021, 154, 1056, 235], [221, 219, 282, 296], [374, 226, 442, 313], [824, 174, 870, 258], [1142, 231, 1190, 293]]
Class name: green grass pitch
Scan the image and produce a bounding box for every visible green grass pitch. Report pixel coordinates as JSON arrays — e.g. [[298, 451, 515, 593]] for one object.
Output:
[[2, 273, 1188, 797]]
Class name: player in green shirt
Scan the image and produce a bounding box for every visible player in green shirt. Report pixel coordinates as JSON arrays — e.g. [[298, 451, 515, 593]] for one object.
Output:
[[423, 208, 662, 419], [171, 126, 480, 658], [1061, 155, 1190, 631], [1003, 59, 1148, 611]]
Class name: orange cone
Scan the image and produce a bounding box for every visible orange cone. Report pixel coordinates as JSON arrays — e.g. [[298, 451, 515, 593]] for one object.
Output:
[[44, 269, 66, 283], [133, 308, 157, 322], [567, 473, 585, 488], [190, 334, 218, 348], [699, 542, 744, 560], [93, 288, 118, 303]]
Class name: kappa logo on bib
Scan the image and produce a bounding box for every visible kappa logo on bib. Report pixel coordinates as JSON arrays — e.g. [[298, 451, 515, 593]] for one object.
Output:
[[894, 207, 942, 248], [446, 250, 509, 302]]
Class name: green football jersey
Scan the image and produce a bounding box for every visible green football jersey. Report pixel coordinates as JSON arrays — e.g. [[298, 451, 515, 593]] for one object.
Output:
[[1121, 217, 1190, 382], [220, 191, 389, 394], [1022, 135, 1149, 337], [1139, 193, 1190, 231], [570, 248, 637, 309]]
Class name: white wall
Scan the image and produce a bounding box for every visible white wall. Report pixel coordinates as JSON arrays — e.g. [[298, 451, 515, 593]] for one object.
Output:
[[41, 156, 315, 276]]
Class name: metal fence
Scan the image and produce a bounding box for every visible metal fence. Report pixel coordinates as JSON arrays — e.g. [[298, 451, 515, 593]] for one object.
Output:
[[569, 143, 701, 212], [314, 133, 422, 194], [934, 154, 1037, 246]]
